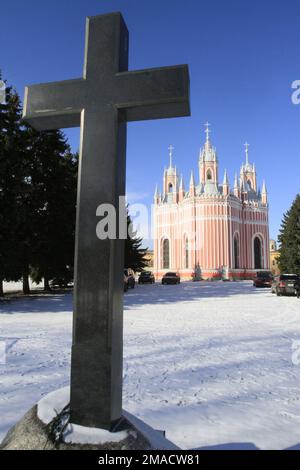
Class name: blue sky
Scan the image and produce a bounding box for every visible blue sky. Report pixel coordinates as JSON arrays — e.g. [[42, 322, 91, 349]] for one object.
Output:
[[2, 0, 300, 245]]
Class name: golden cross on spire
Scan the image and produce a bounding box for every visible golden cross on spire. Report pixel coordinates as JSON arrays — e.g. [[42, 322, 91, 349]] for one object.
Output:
[[204, 121, 211, 142], [244, 142, 249, 165], [168, 144, 174, 167]]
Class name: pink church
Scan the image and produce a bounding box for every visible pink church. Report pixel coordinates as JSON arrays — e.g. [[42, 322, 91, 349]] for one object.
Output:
[[153, 125, 270, 280]]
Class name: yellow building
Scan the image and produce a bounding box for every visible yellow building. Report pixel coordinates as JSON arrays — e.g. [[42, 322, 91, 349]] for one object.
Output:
[[270, 239, 280, 275], [144, 250, 154, 271]]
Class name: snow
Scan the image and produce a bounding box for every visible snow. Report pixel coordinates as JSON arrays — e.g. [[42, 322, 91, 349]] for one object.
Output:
[[2, 280, 41, 293], [37, 386, 70, 424], [37, 387, 129, 444], [1, 281, 300, 450]]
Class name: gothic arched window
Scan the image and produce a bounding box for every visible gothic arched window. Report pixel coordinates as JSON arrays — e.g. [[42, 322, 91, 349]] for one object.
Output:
[[168, 183, 173, 193], [162, 239, 170, 269], [254, 237, 262, 269], [234, 234, 239, 269], [207, 169, 212, 180], [185, 238, 189, 269]]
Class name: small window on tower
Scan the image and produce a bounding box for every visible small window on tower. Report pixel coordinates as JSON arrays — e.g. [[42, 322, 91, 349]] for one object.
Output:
[[207, 169, 212, 180], [168, 183, 173, 193]]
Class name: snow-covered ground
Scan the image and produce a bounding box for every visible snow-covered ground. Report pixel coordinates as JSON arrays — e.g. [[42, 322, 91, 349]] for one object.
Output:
[[2, 280, 41, 293], [0, 281, 300, 450]]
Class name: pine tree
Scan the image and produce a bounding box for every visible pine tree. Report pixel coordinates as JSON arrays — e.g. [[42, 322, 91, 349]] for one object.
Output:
[[124, 211, 148, 272], [0, 74, 149, 294], [26, 128, 77, 291], [0, 73, 78, 295], [278, 194, 300, 275], [0, 74, 27, 295]]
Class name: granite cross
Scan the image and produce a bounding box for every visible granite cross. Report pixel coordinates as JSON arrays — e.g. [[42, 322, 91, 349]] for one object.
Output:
[[23, 12, 190, 430]]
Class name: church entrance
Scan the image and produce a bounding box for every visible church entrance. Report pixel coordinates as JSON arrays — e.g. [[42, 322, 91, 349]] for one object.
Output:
[[162, 238, 170, 269], [233, 235, 239, 269], [254, 236, 262, 269]]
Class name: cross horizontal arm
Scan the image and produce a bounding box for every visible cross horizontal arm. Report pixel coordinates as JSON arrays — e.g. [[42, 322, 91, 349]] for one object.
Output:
[[115, 65, 190, 121], [23, 78, 86, 130]]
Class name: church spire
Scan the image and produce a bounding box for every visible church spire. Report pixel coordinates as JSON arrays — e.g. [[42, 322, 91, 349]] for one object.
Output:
[[223, 169, 229, 185], [234, 173, 238, 188], [179, 174, 185, 201], [241, 142, 257, 192], [261, 180, 267, 205], [234, 173, 239, 198], [223, 169, 229, 196], [163, 145, 179, 197], [189, 170, 195, 187], [179, 174, 185, 191], [154, 184, 160, 204], [201, 121, 217, 160], [189, 170, 195, 197]]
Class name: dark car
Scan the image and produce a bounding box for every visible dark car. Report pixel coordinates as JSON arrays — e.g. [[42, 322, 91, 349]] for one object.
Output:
[[124, 269, 135, 289], [138, 271, 155, 284], [253, 271, 273, 288], [162, 272, 180, 285], [50, 277, 72, 288], [271, 274, 300, 296], [295, 278, 300, 299]]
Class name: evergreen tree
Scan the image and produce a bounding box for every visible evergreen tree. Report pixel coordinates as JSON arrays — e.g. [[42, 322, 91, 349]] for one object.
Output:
[[0, 73, 78, 295], [124, 211, 148, 272], [278, 194, 300, 275], [0, 74, 27, 295], [26, 128, 77, 291], [0, 74, 148, 294]]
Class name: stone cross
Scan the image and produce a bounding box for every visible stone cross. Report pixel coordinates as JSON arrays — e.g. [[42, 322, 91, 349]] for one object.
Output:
[[23, 12, 190, 430]]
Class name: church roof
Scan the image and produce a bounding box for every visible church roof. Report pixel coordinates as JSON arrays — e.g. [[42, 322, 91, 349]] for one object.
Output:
[[156, 126, 267, 206], [203, 181, 220, 196]]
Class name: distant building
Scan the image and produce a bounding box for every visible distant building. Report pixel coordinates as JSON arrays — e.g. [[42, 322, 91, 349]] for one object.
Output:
[[270, 239, 280, 275], [144, 250, 154, 270], [153, 124, 270, 280]]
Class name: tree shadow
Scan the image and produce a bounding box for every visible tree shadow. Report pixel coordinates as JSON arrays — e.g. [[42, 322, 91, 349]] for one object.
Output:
[[124, 281, 271, 308], [0, 281, 273, 314], [0, 293, 73, 315]]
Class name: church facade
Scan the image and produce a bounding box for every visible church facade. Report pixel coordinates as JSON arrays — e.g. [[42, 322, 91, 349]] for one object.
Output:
[[153, 125, 270, 280]]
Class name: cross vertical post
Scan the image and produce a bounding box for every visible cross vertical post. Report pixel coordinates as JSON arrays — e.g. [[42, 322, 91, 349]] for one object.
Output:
[[23, 12, 190, 430]]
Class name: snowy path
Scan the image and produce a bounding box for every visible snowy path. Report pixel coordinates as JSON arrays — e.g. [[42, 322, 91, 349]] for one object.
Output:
[[0, 281, 300, 449]]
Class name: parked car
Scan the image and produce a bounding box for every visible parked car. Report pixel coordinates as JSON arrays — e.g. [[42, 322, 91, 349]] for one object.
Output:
[[271, 274, 300, 296], [162, 272, 180, 285], [295, 278, 300, 299], [124, 273, 128, 292], [124, 268, 135, 289], [253, 271, 273, 288], [138, 271, 155, 284], [50, 277, 73, 288]]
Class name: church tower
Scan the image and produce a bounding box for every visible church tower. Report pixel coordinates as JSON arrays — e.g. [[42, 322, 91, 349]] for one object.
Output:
[[240, 143, 257, 192], [198, 123, 219, 195], [163, 145, 178, 203]]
